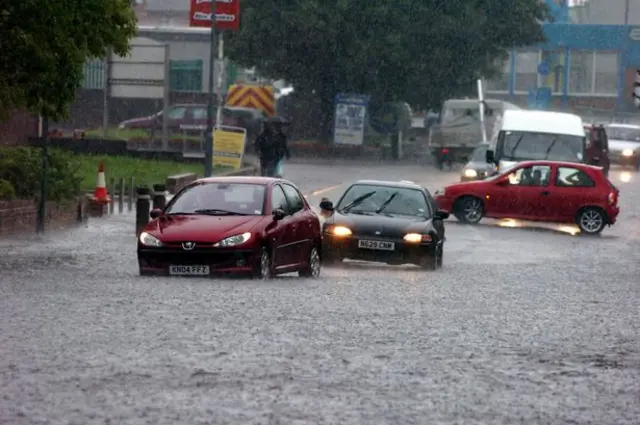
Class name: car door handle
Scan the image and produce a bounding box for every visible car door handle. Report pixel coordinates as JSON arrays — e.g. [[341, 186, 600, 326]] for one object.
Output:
[[541, 191, 550, 196]]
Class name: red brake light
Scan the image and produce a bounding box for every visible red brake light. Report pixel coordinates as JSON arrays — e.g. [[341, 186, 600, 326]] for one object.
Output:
[[442, 149, 449, 154], [608, 192, 616, 205]]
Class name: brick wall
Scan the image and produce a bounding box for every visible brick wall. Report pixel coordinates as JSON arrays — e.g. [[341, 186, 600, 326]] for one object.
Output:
[[0, 199, 84, 237]]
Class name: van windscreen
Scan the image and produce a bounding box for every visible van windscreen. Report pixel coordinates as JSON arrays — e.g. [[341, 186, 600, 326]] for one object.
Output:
[[499, 131, 584, 162]]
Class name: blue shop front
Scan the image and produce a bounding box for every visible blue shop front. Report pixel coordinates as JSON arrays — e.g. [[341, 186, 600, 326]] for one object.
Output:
[[485, 23, 640, 113]]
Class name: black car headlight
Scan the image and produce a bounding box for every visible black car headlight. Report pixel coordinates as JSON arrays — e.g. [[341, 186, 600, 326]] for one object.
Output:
[[139, 232, 163, 247]]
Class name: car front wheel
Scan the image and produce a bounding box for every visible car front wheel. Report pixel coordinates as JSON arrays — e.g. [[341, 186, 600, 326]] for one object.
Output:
[[253, 247, 273, 279], [453, 196, 484, 224], [419, 242, 443, 270], [576, 207, 606, 235], [299, 246, 321, 278]]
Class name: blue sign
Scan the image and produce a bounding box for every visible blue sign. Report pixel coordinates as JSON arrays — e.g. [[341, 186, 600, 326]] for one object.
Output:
[[538, 61, 550, 76], [527, 87, 552, 110], [333, 93, 370, 146]]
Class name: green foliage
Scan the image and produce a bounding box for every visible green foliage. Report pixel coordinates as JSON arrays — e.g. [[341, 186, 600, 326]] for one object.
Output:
[[0, 0, 137, 120], [227, 0, 548, 121], [0, 179, 16, 200], [0, 148, 82, 201]]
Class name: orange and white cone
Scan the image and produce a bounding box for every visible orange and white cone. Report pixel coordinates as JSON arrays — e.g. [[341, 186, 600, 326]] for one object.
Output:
[[91, 162, 110, 204]]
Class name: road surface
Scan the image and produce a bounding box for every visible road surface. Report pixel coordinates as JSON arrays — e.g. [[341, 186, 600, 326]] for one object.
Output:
[[1, 162, 638, 424]]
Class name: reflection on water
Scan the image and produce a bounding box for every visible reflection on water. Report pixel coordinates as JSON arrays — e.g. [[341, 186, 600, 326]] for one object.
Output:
[[496, 218, 579, 236]]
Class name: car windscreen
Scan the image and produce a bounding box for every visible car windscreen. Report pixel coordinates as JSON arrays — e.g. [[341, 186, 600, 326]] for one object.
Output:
[[470, 144, 489, 162], [499, 131, 584, 162], [606, 126, 640, 142], [165, 183, 266, 215], [336, 184, 429, 217]]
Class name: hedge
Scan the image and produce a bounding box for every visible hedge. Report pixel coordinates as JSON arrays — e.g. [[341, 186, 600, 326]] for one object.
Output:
[[0, 147, 82, 201]]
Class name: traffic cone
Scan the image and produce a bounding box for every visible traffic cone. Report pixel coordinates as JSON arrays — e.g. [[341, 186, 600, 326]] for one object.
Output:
[[91, 162, 110, 204]]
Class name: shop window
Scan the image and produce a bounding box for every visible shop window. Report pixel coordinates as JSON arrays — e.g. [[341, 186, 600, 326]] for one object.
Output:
[[568, 50, 595, 94], [514, 50, 538, 92], [594, 51, 618, 95], [484, 54, 510, 92]]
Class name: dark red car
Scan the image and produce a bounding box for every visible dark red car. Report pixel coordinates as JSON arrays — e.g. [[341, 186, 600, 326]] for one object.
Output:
[[434, 160, 620, 235], [137, 176, 322, 278], [118, 104, 241, 133]]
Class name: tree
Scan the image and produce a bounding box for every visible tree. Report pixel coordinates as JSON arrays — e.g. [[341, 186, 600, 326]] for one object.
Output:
[[0, 0, 137, 120], [227, 0, 549, 139]]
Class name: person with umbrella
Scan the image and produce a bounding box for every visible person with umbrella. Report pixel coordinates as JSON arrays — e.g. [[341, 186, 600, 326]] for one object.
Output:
[[254, 116, 291, 177]]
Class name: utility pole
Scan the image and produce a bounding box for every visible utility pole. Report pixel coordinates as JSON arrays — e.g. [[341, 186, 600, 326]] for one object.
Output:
[[204, 1, 218, 177], [36, 117, 49, 234], [625, 0, 630, 25]]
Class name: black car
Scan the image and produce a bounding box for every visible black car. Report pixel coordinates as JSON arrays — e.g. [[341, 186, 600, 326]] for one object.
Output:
[[460, 143, 497, 181], [318, 180, 449, 269]]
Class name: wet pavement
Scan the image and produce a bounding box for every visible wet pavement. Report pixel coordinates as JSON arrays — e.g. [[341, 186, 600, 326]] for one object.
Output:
[[1, 163, 638, 424]]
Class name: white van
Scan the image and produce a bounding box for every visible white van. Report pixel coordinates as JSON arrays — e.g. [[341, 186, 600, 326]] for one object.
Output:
[[486, 110, 586, 171]]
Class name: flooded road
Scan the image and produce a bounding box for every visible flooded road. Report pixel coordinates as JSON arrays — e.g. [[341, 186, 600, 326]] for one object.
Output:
[[1, 163, 638, 424]]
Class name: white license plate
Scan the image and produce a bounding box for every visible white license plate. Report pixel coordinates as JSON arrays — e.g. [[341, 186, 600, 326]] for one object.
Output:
[[357, 240, 395, 250], [169, 265, 210, 276]]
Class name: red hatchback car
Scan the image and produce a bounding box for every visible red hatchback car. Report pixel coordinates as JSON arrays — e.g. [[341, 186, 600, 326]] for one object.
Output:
[[434, 160, 620, 235], [137, 176, 322, 278]]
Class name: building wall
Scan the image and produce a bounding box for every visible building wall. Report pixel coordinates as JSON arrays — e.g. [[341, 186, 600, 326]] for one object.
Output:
[[572, 0, 640, 25], [485, 23, 640, 112]]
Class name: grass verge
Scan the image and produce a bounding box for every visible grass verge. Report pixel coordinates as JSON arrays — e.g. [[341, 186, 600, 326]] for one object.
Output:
[[75, 154, 233, 192]]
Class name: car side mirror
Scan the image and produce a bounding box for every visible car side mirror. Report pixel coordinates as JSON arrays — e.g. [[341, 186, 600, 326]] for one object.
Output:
[[485, 149, 495, 164], [319, 200, 334, 211], [149, 208, 163, 219], [272, 208, 286, 221], [433, 210, 449, 220], [496, 178, 509, 186], [465, 109, 474, 116]]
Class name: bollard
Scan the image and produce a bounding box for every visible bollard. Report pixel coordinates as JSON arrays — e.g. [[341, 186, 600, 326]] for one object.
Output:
[[109, 178, 115, 214], [118, 178, 125, 214], [128, 176, 135, 212], [135, 186, 151, 236], [152, 184, 166, 210]]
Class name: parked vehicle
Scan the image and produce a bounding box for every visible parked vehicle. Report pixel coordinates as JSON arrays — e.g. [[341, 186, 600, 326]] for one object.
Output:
[[429, 98, 520, 168], [605, 123, 640, 170], [434, 160, 619, 235], [584, 123, 610, 176], [318, 180, 448, 269], [460, 143, 497, 181], [485, 110, 586, 171], [118, 104, 242, 135], [137, 176, 322, 278]]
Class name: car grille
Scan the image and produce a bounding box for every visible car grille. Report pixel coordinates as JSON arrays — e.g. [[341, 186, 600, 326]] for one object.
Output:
[[138, 248, 253, 268]]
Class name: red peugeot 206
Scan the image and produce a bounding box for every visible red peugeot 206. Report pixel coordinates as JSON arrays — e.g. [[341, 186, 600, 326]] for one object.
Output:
[[433, 160, 620, 235], [137, 176, 322, 278]]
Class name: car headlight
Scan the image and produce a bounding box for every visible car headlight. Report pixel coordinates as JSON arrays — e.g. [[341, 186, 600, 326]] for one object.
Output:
[[139, 232, 163, 247], [622, 149, 634, 157], [404, 233, 432, 243], [328, 225, 352, 236], [213, 232, 251, 247], [118, 124, 125, 130], [463, 169, 477, 178]]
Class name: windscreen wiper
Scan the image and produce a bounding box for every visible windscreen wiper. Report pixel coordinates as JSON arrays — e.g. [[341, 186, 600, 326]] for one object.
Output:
[[340, 191, 376, 213], [508, 134, 525, 159], [375, 191, 398, 214], [543, 137, 559, 159], [193, 209, 248, 216]]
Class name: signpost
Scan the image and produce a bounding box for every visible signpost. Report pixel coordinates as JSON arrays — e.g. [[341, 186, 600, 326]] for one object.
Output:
[[189, 0, 241, 177], [333, 93, 370, 146], [213, 125, 247, 170]]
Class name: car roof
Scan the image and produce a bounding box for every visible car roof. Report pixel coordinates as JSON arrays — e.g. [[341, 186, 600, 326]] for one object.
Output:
[[194, 176, 290, 186], [509, 160, 603, 172], [351, 179, 425, 190]]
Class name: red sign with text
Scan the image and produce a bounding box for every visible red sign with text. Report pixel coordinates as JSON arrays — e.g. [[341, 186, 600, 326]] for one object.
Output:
[[189, 0, 240, 31]]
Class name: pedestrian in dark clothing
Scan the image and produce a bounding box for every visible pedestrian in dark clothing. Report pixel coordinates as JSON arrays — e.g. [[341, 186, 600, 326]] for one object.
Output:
[[254, 123, 290, 177]]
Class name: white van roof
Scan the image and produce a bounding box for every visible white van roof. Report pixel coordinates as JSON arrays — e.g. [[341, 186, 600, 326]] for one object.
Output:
[[501, 110, 584, 137]]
